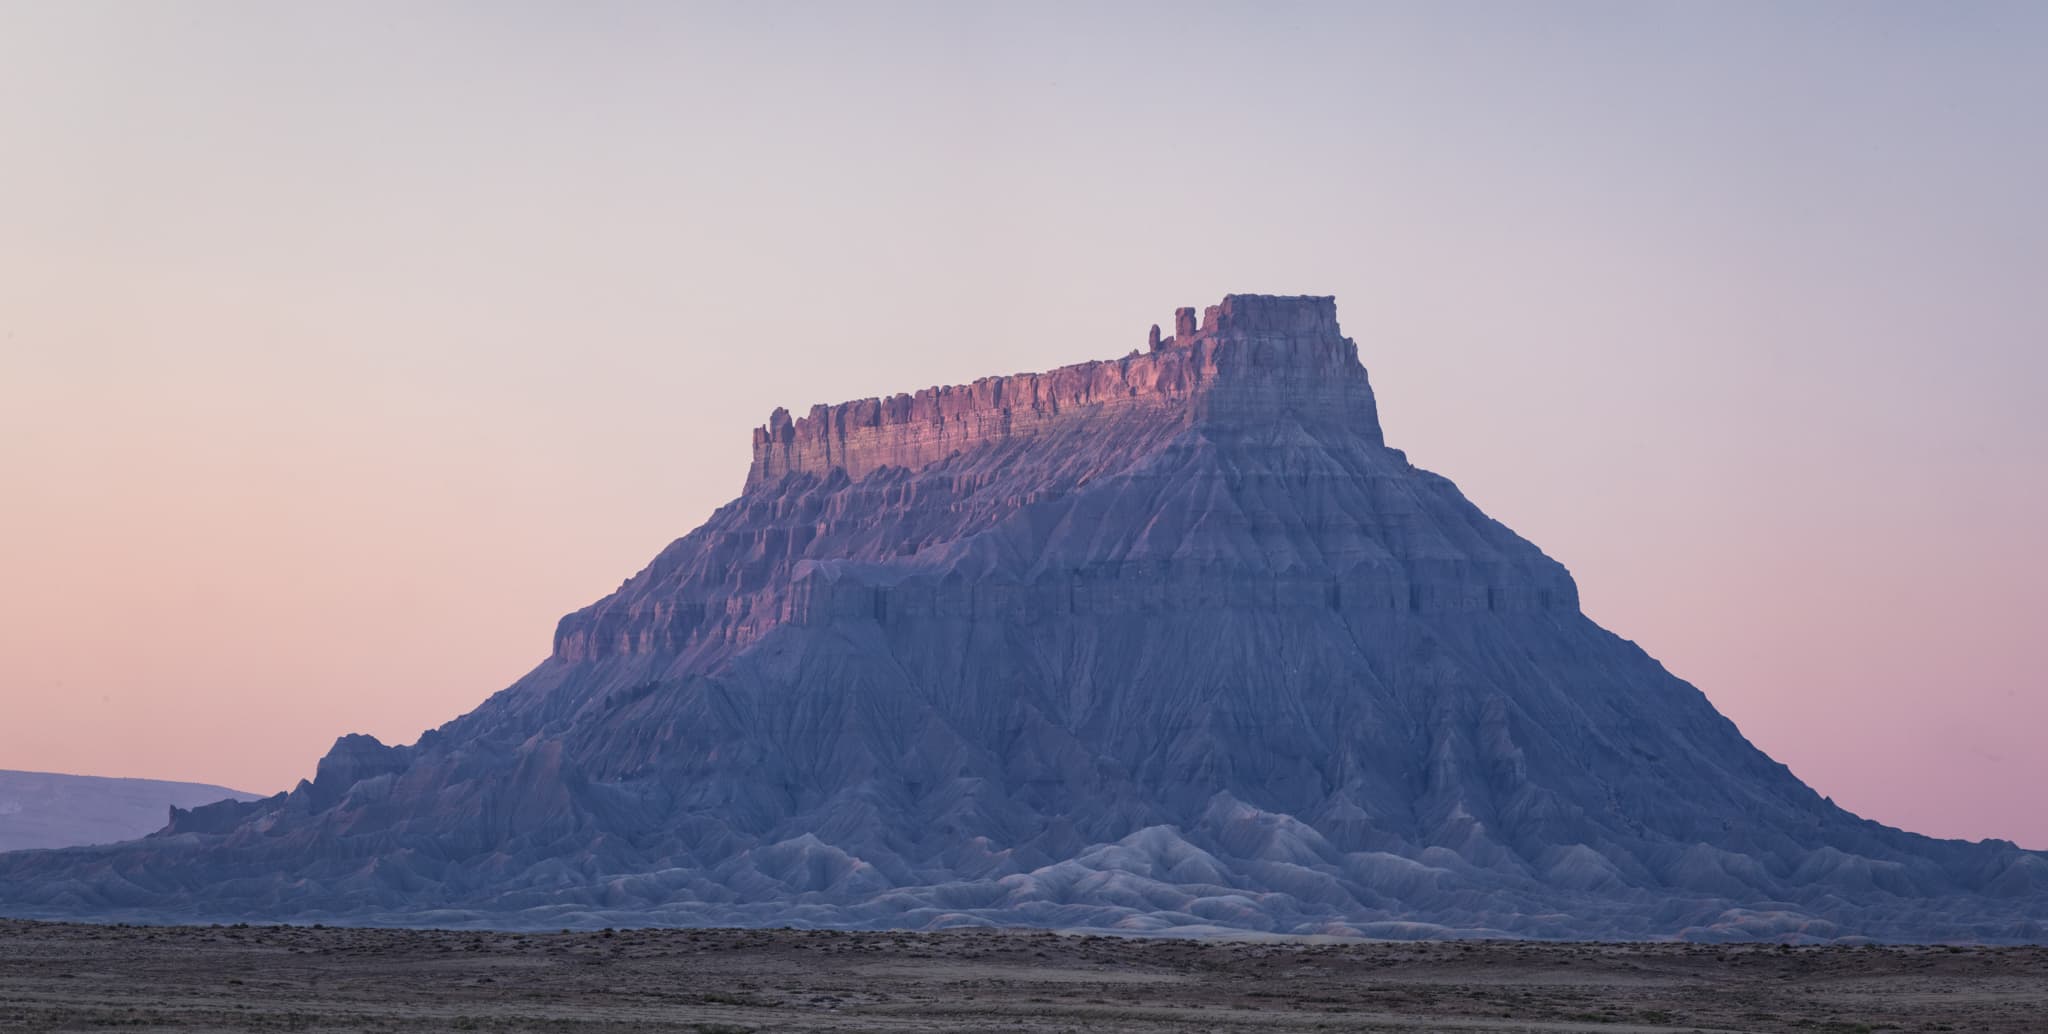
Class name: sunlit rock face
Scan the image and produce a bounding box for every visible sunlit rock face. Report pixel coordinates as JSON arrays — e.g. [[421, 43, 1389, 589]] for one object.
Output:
[[3, 295, 2043, 941]]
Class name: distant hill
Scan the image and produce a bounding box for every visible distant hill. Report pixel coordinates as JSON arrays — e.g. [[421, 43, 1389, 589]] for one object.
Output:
[[0, 770, 258, 852]]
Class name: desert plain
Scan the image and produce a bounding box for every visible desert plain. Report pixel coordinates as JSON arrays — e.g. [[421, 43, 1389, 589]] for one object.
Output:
[[2, 918, 2044, 1032]]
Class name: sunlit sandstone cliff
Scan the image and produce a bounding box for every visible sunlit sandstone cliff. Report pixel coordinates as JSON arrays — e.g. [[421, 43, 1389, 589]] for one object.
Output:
[[746, 295, 1381, 489], [1, 294, 2042, 941], [555, 295, 1570, 667]]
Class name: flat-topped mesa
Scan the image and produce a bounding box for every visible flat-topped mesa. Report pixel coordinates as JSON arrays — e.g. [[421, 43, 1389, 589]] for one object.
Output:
[[746, 294, 1381, 490]]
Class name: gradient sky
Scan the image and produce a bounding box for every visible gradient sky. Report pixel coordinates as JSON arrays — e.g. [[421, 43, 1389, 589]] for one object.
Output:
[[2, 2, 2043, 848]]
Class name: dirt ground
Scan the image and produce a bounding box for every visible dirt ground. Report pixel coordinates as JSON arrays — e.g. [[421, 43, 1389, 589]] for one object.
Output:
[[1, 919, 2043, 1032]]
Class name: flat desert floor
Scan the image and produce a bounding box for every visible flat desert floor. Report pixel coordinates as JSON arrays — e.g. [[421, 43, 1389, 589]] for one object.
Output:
[[2, 919, 2043, 1032]]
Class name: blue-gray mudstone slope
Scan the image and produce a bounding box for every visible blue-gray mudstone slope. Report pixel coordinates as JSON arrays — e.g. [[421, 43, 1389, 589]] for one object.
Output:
[[3, 295, 2042, 941]]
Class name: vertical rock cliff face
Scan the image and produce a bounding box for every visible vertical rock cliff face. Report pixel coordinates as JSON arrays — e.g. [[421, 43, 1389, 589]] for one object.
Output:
[[2, 294, 2042, 940], [744, 295, 1380, 490]]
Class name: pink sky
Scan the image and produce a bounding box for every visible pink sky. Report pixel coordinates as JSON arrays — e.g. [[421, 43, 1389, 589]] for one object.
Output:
[[1, 4, 2043, 848]]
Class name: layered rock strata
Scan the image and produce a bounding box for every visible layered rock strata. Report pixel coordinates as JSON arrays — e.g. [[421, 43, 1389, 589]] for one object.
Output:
[[746, 295, 1378, 490]]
